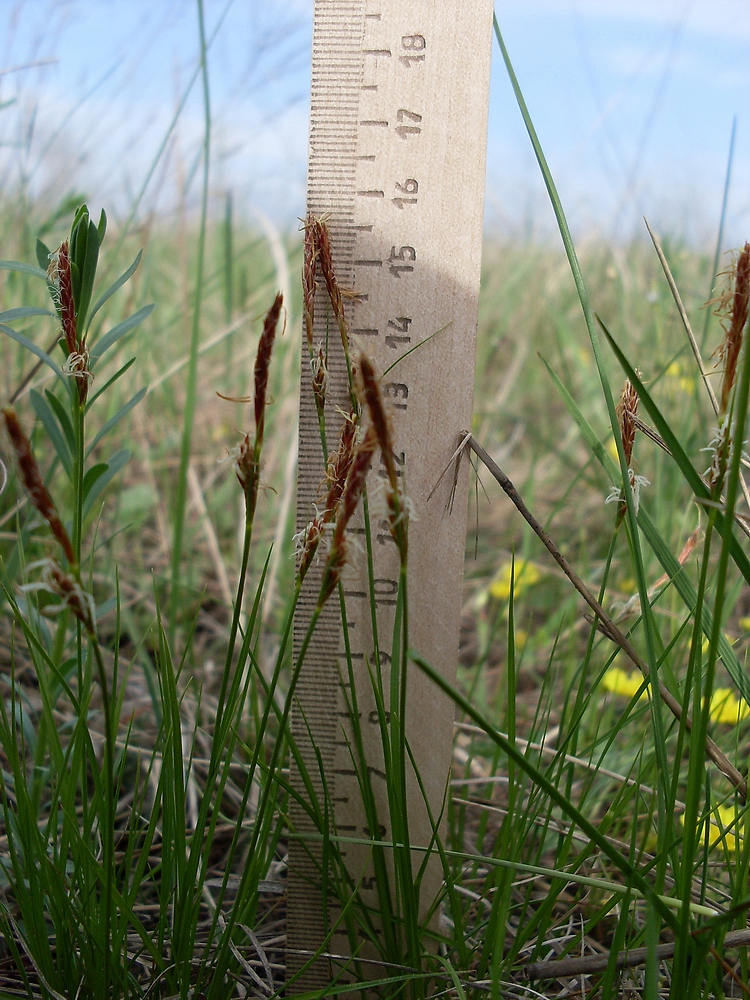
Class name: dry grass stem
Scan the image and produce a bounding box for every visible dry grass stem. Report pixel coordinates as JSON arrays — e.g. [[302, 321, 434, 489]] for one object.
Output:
[[526, 928, 750, 982]]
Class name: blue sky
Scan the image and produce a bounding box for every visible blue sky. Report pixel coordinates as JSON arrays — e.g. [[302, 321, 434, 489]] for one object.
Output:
[[0, 0, 747, 246]]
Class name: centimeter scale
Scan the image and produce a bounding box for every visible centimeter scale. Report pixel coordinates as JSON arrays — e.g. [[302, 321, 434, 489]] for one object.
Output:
[[289, 0, 494, 987]]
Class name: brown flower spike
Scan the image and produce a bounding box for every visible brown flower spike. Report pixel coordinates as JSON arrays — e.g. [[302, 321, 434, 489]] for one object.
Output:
[[48, 240, 78, 357], [302, 214, 318, 351], [359, 354, 408, 557], [47, 240, 91, 404], [317, 427, 378, 608], [616, 375, 639, 469], [313, 218, 349, 354], [3, 407, 76, 565], [716, 243, 750, 416], [297, 408, 358, 584], [255, 292, 283, 446]]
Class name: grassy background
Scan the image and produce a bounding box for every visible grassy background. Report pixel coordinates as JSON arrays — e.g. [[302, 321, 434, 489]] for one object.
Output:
[[0, 9, 749, 998]]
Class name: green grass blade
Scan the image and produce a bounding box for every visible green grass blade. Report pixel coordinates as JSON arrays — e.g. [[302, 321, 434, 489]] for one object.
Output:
[[30, 389, 73, 478], [81, 449, 130, 519], [86, 386, 147, 455], [88, 304, 154, 365], [86, 250, 143, 332], [0, 321, 65, 383]]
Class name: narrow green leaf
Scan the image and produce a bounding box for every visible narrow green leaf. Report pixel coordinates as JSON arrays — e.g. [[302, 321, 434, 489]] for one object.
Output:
[[0, 307, 55, 323], [82, 449, 130, 519], [95, 596, 117, 621], [77, 217, 101, 331], [36, 239, 52, 271], [412, 649, 677, 929], [0, 322, 65, 383], [97, 208, 107, 243], [82, 461, 108, 501], [45, 389, 76, 453], [69, 258, 81, 314], [86, 357, 137, 409], [0, 260, 48, 280], [86, 387, 147, 455], [30, 390, 72, 478], [89, 305, 154, 365], [86, 250, 142, 331]]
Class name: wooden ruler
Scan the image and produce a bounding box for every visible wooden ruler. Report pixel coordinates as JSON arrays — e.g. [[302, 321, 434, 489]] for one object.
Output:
[[288, 0, 494, 987]]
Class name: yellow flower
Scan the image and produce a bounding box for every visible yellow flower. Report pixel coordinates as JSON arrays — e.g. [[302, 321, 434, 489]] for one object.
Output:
[[739, 616, 750, 632], [602, 667, 647, 700], [489, 560, 541, 601], [681, 805, 744, 853], [710, 806, 743, 852], [705, 688, 750, 725]]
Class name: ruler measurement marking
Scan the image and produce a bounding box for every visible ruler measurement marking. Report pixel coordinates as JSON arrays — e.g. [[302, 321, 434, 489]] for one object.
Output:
[[291, 1, 493, 988]]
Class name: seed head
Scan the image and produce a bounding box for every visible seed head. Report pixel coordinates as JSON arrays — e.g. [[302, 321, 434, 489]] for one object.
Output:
[[712, 243, 750, 415], [302, 214, 318, 350], [703, 416, 731, 496], [311, 344, 328, 416], [231, 432, 262, 520], [47, 561, 95, 630], [358, 356, 394, 477], [2, 407, 76, 565], [616, 374, 639, 468], [296, 409, 359, 585], [255, 292, 283, 442], [317, 428, 377, 608], [48, 241, 78, 356], [313, 218, 349, 354], [47, 240, 91, 402], [296, 516, 324, 584], [324, 408, 358, 515], [358, 354, 408, 556]]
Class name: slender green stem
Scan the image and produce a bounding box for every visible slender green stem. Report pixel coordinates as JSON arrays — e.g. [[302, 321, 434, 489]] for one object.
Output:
[[493, 11, 672, 867], [212, 513, 253, 747], [89, 629, 115, 996], [205, 587, 317, 995]]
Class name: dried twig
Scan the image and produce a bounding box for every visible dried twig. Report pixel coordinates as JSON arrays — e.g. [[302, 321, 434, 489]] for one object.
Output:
[[526, 927, 750, 981]]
